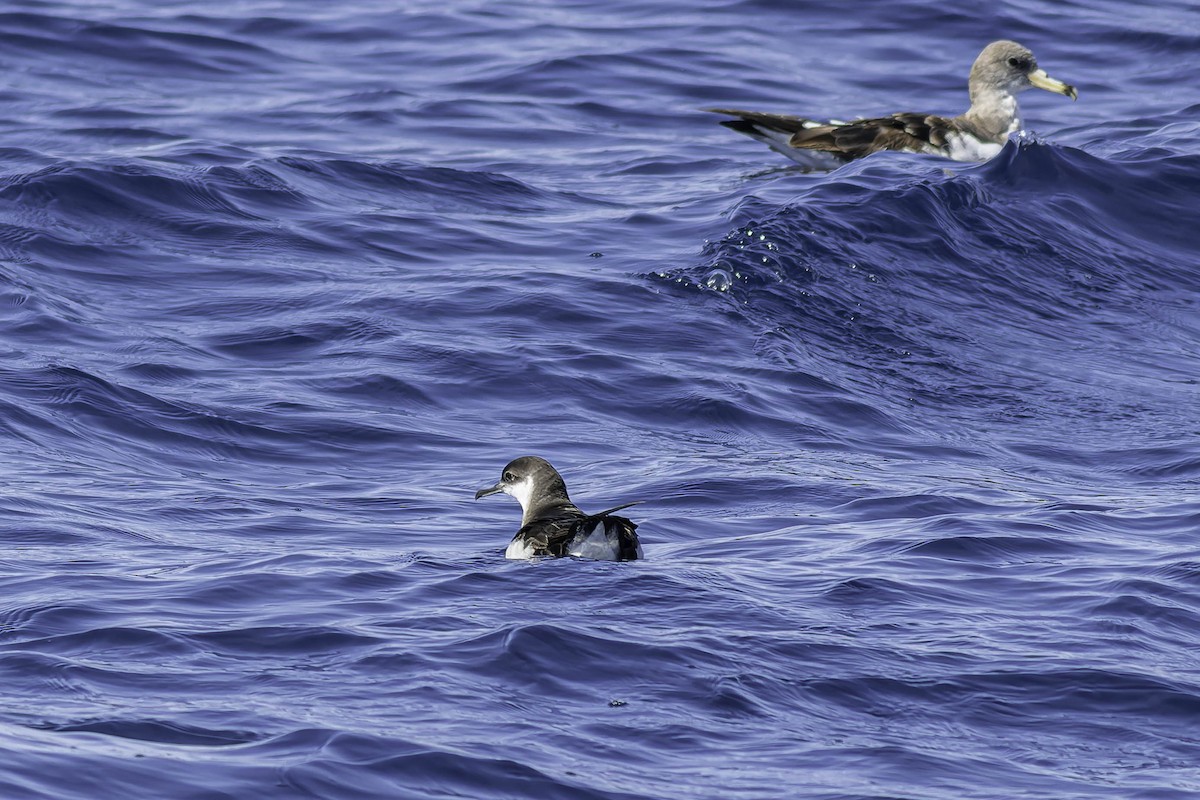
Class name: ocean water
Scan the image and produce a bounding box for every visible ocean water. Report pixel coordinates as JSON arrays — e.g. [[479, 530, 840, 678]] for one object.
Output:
[[1, 0, 1198, 797]]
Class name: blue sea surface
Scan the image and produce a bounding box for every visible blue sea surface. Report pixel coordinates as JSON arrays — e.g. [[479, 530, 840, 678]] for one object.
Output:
[[1, 0, 1198, 798]]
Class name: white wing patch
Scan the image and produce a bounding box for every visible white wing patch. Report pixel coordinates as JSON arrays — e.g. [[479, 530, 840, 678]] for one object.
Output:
[[735, 123, 844, 170], [774, 147, 844, 171], [505, 538, 537, 559], [567, 521, 621, 561], [944, 132, 1005, 162]]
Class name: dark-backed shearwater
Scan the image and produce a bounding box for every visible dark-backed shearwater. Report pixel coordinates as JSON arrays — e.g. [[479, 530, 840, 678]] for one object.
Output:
[[474, 456, 643, 561], [707, 40, 1077, 168]]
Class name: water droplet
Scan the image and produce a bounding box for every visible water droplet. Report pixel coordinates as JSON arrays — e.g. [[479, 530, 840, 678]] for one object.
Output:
[[704, 269, 732, 292]]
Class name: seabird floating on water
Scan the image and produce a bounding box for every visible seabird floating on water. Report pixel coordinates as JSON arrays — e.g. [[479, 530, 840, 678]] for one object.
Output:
[[474, 456, 643, 561], [707, 40, 1077, 168]]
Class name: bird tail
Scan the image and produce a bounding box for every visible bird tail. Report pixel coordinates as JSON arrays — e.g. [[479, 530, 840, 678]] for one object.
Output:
[[704, 108, 847, 168], [590, 501, 642, 519]]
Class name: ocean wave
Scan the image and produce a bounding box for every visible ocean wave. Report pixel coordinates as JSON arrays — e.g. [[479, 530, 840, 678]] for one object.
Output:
[[1, 2, 1198, 799], [651, 141, 1200, 480]]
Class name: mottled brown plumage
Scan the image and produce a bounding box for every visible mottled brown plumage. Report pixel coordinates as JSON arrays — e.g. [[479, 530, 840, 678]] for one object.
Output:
[[708, 41, 1076, 167]]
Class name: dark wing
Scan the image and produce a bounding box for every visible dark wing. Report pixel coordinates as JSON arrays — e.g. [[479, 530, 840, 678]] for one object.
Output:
[[707, 107, 962, 161], [591, 501, 642, 517], [790, 112, 958, 158], [514, 514, 580, 557], [516, 509, 643, 561], [586, 512, 642, 562], [706, 107, 825, 137]]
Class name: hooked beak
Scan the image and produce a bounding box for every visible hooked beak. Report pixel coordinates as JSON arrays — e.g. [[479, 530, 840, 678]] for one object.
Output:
[[474, 483, 503, 500], [1028, 68, 1077, 101]]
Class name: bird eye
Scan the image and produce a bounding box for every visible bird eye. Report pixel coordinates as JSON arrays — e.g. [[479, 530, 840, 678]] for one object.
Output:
[[503, 471, 515, 482], [1007, 57, 1019, 67]]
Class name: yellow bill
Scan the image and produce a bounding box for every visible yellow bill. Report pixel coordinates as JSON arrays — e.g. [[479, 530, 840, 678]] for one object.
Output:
[[1029, 68, 1078, 101]]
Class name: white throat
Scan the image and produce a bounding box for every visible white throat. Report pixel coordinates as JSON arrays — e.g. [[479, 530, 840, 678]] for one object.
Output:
[[503, 476, 536, 520], [969, 89, 1022, 138], [996, 93, 1022, 135]]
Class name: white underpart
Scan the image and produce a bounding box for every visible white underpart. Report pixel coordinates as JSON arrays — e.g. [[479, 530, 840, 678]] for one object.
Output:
[[943, 132, 1005, 162], [505, 538, 537, 559], [945, 93, 1021, 162], [744, 125, 843, 170], [992, 93, 1022, 138], [774, 147, 844, 170]]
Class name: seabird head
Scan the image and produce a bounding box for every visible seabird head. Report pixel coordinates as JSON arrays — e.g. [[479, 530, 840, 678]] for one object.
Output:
[[474, 455, 572, 523], [970, 40, 1077, 103]]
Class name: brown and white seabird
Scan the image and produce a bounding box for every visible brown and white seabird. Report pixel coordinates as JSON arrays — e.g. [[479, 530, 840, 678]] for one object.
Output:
[[707, 40, 1077, 168], [474, 456, 643, 561]]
